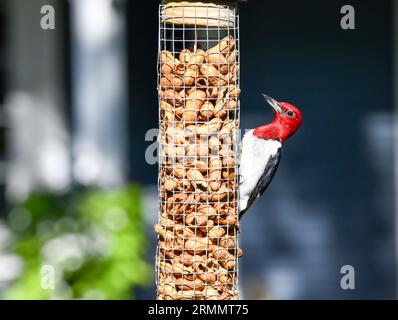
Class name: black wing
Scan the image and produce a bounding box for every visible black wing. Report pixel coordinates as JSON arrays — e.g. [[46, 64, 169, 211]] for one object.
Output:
[[239, 148, 282, 220]]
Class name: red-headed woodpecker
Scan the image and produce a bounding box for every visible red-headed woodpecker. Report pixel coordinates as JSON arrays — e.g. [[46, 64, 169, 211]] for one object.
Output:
[[239, 94, 302, 219]]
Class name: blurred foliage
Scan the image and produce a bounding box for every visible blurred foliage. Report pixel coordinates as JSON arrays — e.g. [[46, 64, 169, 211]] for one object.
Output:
[[2, 185, 151, 299]]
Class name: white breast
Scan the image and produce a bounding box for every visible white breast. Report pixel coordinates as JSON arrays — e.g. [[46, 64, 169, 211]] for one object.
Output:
[[239, 130, 281, 212]]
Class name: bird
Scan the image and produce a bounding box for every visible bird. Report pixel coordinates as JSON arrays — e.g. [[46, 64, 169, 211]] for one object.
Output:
[[238, 94, 302, 219]]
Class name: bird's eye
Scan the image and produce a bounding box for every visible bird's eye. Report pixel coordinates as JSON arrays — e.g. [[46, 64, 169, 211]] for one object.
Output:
[[286, 110, 295, 117]]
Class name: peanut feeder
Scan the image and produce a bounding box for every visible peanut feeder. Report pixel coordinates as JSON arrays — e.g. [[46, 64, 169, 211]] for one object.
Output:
[[156, 0, 242, 300]]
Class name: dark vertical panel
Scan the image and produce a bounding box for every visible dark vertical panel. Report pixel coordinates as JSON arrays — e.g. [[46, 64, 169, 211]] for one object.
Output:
[[127, 0, 159, 184], [239, 0, 395, 299], [0, 1, 6, 213], [62, 0, 72, 134]]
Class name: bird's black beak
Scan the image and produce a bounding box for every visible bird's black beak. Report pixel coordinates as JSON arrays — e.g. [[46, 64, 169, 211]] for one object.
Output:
[[262, 94, 282, 114]]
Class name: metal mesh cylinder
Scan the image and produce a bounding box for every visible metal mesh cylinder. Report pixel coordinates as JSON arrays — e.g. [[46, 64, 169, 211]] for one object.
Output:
[[155, 1, 241, 300]]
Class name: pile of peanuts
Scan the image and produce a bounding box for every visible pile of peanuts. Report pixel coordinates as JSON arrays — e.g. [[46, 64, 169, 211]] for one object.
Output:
[[156, 35, 242, 300]]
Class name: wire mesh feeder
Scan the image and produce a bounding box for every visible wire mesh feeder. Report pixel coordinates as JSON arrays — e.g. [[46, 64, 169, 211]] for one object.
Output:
[[155, 1, 242, 300]]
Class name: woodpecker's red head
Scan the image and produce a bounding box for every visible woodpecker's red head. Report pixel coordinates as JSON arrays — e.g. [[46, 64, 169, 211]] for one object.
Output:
[[253, 94, 302, 142]]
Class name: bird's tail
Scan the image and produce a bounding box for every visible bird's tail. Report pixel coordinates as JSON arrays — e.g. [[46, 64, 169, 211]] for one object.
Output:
[[238, 208, 247, 220]]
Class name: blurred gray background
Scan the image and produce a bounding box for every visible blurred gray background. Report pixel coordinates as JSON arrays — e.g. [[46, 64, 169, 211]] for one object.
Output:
[[0, 0, 396, 299]]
